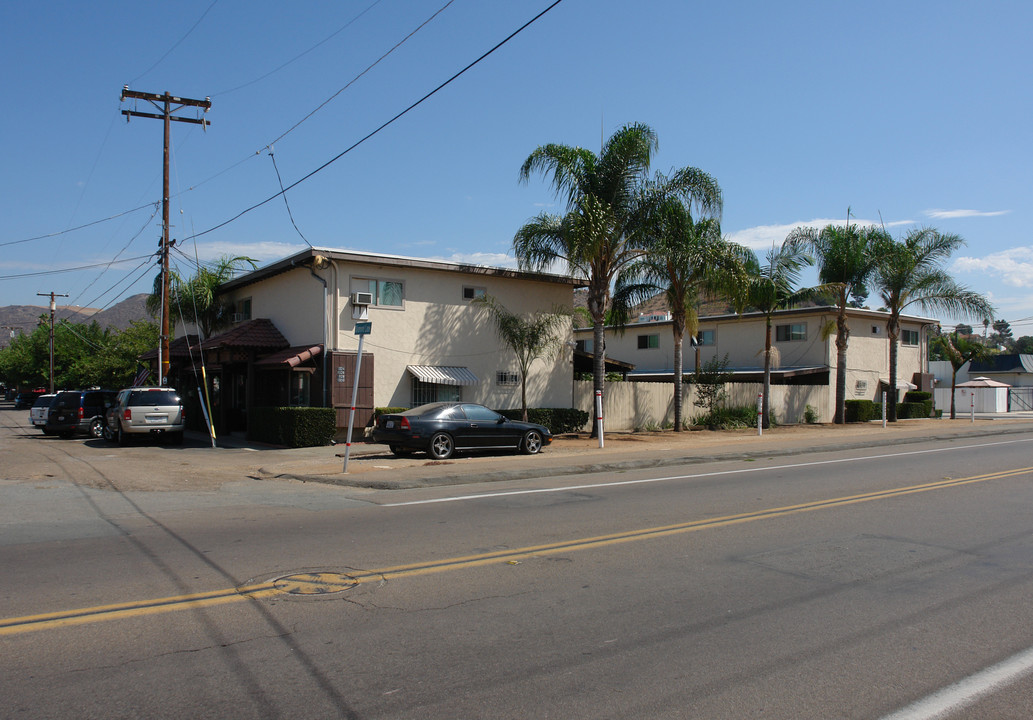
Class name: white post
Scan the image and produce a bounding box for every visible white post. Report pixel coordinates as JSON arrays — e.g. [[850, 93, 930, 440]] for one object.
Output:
[[882, 391, 887, 428], [756, 392, 763, 436], [970, 390, 975, 424], [342, 333, 366, 473], [595, 389, 604, 448]]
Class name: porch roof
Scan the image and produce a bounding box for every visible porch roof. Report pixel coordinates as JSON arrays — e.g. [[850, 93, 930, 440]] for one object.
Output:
[[255, 344, 324, 368]]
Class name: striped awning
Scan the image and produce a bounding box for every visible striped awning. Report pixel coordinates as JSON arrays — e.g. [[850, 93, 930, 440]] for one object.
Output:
[[407, 365, 479, 386]]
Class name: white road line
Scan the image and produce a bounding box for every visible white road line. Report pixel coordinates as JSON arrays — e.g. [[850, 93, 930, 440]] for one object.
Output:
[[381, 437, 1033, 507], [879, 645, 1033, 720]]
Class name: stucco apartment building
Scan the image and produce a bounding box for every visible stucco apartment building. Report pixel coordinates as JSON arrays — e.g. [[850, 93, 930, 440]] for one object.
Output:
[[182, 247, 578, 435], [575, 306, 938, 416]]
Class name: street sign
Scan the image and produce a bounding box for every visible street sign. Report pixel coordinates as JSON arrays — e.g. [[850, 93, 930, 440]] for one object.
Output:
[[354, 321, 372, 335]]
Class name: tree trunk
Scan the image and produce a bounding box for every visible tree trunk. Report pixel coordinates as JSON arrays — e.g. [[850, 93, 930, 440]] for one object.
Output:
[[762, 317, 772, 429], [949, 368, 957, 420], [591, 318, 605, 437], [672, 327, 683, 431], [834, 305, 849, 424], [887, 317, 899, 423]]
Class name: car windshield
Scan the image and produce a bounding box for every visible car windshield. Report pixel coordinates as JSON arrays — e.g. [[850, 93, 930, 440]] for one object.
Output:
[[127, 390, 180, 406]]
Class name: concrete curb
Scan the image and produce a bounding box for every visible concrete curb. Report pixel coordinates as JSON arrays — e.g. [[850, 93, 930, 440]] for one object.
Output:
[[264, 423, 1033, 490]]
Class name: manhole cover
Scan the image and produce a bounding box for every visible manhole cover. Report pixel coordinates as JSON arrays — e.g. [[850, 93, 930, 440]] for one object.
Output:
[[273, 572, 357, 595]]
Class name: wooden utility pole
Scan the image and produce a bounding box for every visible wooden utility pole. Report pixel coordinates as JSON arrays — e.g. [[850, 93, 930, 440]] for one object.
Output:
[[120, 87, 211, 385], [36, 292, 68, 393]]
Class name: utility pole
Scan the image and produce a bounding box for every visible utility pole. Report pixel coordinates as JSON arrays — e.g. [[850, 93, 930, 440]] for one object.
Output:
[[37, 292, 68, 393], [120, 87, 211, 385]]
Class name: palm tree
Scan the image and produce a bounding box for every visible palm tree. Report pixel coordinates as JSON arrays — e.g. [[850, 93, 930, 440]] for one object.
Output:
[[148, 255, 257, 340], [932, 330, 995, 419], [873, 228, 994, 422], [514, 122, 721, 435], [473, 294, 569, 421], [612, 201, 749, 431], [739, 238, 830, 429], [789, 220, 885, 424]]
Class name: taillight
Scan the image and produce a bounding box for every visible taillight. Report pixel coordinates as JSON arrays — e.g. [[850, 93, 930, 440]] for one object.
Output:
[[400, 417, 411, 430], [78, 407, 84, 420], [124, 409, 132, 421]]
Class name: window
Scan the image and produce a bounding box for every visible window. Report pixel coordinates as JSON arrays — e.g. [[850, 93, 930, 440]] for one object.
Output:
[[353, 277, 404, 307], [901, 329, 920, 346], [463, 286, 486, 301], [496, 371, 519, 386], [638, 334, 659, 349], [233, 297, 252, 322], [695, 329, 715, 346], [411, 377, 460, 406], [576, 339, 593, 353], [290, 371, 310, 406], [776, 323, 807, 342]]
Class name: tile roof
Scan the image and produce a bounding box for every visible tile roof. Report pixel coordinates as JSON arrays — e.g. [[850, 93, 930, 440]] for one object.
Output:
[[202, 318, 289, 350]]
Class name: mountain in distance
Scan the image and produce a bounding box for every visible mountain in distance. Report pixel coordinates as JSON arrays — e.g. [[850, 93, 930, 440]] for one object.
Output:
[[0, 294, 154, 350]]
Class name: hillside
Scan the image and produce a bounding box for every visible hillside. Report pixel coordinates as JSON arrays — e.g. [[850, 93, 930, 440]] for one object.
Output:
[[0, 294, 154, 349]]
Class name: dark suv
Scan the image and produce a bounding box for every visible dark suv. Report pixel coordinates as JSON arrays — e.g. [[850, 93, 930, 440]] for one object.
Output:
[[45, 389, 118, 438]]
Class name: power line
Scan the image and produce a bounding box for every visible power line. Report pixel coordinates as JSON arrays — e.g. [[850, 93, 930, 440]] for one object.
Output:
[[186, 0, 565, 242], [1, 203, 159, 248], [0, 255, 155, 281], [128, 0, 221, 85], [268, 148, 312, 247]]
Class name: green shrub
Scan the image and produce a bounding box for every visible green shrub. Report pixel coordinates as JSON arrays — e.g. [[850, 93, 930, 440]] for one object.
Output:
[[497, 408, 588, 434], [896, 401, 933, 419], [694, 404, 758, 430], [803, 404, 819, 424], [249, 407, 337, 447], [845, 399, 882, 422], [903, 391, 932, 403]]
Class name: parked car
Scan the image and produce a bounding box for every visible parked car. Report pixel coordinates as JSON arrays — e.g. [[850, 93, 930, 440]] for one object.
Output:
[[104, 387, 185, 445], [14, 390, 45, 409], [372, 402, 552, 459], [45, 389, 118, 438], [29, 394, 56, 432]]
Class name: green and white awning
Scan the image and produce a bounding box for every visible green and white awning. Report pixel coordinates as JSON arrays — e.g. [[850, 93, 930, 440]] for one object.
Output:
[[406, 365, 479, 386]]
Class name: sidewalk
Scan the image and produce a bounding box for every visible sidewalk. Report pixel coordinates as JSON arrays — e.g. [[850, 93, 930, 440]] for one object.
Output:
[[247, 415, 1033, 490]]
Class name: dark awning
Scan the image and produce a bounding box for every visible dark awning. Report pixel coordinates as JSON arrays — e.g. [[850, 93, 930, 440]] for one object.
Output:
[[255, 344, 323, 368], [406, 365, 479, 386]]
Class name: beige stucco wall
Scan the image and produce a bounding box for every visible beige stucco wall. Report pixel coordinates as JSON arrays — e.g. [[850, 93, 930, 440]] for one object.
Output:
[[225, 259, 576, 410]]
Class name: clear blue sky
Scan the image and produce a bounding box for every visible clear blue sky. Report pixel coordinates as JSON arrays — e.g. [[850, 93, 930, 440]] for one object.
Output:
[[3, 1, 1031, 334]]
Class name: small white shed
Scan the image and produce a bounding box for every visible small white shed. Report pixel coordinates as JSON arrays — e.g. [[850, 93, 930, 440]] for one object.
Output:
[[954, 376, 1010, 413]]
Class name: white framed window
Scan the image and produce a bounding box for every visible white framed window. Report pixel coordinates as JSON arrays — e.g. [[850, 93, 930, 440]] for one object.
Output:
[[576, 339, 593, 353], [352, 277, 404, 307], [496, 371, 519, 386], [638, 334, 659, 350], [776, 323, 807, 342], [901, 329, 920, 346], [695, 329, 715, 346], [463, 286, 486, 301]]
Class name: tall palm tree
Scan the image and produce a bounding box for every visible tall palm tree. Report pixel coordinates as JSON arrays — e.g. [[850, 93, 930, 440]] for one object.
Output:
[[514, 122, 721, 435], [873, 228, 994, 422], [612, 202, 749, 431], [932, 330, 995, 419], [739, 238, 829, 429], [148, 255, 257, 340], [789, 221, 885, 424]]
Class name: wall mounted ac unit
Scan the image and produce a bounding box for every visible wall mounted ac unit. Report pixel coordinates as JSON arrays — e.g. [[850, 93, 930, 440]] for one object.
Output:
[[352, 305, 369, 321], [351, 291, 373, 305], [231, 312, 245, 323]]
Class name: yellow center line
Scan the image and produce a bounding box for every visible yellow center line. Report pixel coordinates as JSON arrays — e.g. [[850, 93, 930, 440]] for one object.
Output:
[[4, 466, 1031, 636]]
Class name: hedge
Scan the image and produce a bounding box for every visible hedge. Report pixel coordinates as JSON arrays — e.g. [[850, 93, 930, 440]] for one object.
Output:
[[249, 407, 337, 447], [844, 399, 883, 423]]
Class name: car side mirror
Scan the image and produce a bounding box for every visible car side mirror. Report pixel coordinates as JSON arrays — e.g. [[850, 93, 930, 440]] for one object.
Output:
[[497, 416, 506, 424]]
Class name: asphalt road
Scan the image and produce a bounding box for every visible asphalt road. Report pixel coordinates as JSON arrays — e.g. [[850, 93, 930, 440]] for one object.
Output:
[[3, 406, 1033, 719]]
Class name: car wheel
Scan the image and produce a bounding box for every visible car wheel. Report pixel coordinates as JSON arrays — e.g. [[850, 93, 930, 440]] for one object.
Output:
[[89, 418, 104, 439], [117, 425, 128, 447], [520, 430, 543, 455], [102, 423, 113, 442], [428, 432, 454, 460]]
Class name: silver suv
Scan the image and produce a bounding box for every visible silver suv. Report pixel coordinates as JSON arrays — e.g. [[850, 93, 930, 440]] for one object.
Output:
[[105, 387, 185, 445]]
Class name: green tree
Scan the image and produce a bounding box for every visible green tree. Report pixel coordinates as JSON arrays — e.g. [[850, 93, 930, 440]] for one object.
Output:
[[739, 238, 831, 429], [1013, 336, 1033, 354], [873, 228, 994, 422], [148, 255, 257, 339], [514, 122, 721, 435], [932, 331, 995, 419], [789, 220, 885, 424], [990, 318, 1014, 351], [473, 295, 569, 421], [613, 203, 749, 431]]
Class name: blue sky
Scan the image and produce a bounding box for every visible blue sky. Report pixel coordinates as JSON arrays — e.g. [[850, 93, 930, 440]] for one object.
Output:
[[3, 1, 1031, 334]]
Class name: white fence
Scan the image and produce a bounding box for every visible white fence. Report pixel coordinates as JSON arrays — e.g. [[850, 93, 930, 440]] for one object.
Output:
[[573, 380, 830, 431]]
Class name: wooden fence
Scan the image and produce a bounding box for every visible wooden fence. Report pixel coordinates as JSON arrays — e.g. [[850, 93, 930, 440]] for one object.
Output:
[[573, 380, 830, 431]]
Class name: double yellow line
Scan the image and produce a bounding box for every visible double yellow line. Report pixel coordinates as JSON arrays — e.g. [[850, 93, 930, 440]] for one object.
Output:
[[4, 466, 1031, 637]]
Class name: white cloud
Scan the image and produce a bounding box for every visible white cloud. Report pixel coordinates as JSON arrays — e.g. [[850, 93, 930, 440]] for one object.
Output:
[[432, 251, 518, 269], [726, 217, 911, 251], [953, 246, 1033, 288], [924, 208, 1011, 219]]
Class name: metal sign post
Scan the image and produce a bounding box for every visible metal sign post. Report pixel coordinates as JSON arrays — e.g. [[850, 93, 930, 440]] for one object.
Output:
[[757, 393, 763, 436], [595, 390, 604, 448], [342, 321, 372, 473]]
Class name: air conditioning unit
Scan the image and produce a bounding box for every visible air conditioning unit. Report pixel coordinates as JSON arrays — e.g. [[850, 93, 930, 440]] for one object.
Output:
[[231, 312, 245, 323], [351, 291, 373, 305]]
